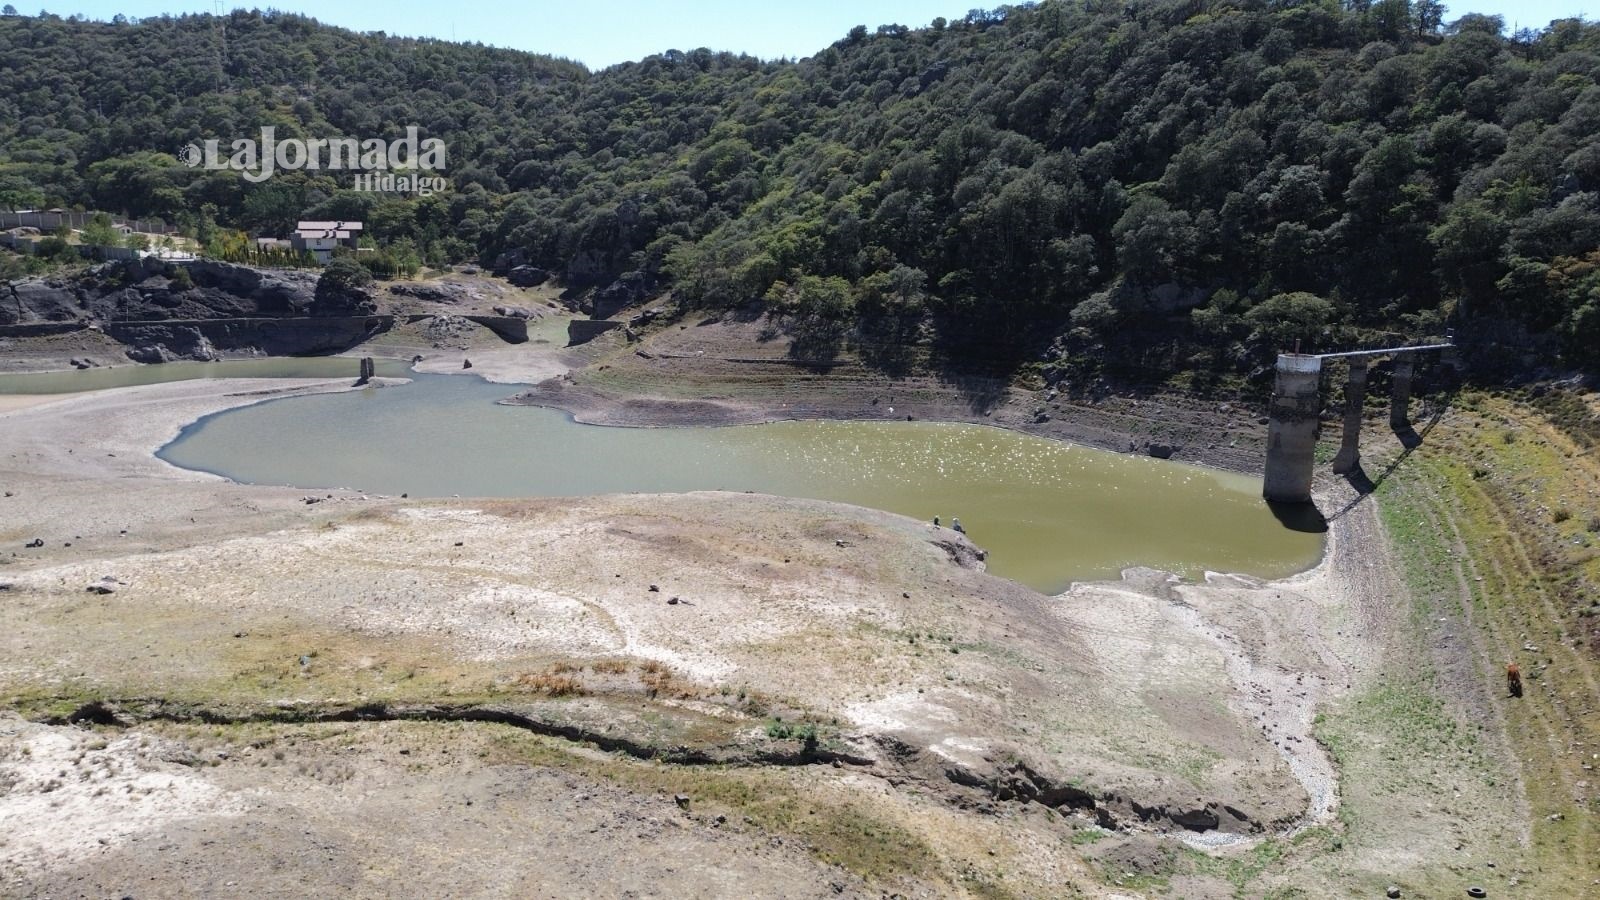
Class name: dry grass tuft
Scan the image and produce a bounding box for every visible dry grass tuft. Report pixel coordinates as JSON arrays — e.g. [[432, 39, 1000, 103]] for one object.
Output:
[[513, 668, 586, 697]]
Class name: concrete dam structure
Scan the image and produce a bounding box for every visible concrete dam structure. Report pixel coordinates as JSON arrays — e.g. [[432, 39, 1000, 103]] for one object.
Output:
[[1262, 343, 1454, 504]]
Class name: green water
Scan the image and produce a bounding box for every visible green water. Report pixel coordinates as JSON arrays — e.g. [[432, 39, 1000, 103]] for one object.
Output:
[[157, 374, 1322, 593], [0, 357, 411, 394]]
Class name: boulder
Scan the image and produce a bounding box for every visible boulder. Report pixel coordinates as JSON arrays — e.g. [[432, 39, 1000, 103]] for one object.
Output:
[[1168, 806, 1220, 832], [389, 282, 469, 304], [125, 343, 178, 364], [491, 248, 528, 276], [311, 284, 378, 317], [122, 325, 220, 363], [463, 315, 529, 343], [506, 265, 550, 288], [567, 319, 623, 346], [587, 272, 648, 319]]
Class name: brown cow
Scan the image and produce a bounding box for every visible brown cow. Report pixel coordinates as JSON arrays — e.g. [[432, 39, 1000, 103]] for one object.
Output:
[[1506, 661, 1522, 698]]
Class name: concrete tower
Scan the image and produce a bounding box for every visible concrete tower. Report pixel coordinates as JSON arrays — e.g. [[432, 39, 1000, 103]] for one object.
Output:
[[1263, 353, 1323, 504]]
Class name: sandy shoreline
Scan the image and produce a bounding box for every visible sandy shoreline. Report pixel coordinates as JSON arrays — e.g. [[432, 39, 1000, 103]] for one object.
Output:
[[0, 392, 87, 414]]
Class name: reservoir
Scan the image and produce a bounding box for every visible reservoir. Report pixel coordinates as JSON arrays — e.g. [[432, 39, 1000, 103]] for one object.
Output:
[[156, 373, 1323, 593]]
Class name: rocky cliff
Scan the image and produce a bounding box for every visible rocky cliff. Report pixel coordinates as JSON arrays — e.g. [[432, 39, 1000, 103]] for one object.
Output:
[[3, 259, 386, 360]]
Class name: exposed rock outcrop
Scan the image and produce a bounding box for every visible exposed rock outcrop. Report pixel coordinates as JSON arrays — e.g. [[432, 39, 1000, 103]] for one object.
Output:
[[0, 259, 560, 361], [586, 271, 649, 319], [2, 279, 83, 325], [568, 319, 623, 345], [108, 316, 392, 361], [506, 265, 550, 288], [462, 315, 529, 344]]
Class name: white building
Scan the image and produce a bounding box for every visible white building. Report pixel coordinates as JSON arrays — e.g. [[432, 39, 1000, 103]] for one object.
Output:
[[289, 220, 363, 263]]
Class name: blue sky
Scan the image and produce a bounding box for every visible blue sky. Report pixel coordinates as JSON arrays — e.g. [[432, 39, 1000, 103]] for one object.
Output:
[[32, 1, 1595, 69]]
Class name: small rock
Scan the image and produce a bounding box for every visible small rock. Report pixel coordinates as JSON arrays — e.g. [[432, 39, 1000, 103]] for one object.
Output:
[[667, 596, 679, 605], [674, 794, 690, 810], [648, 584, 659, 592], [1386, 887, 1401, 899], [462, 359, 473, 369], [86, 582, 116, 595], [453, 541, 464, 547]]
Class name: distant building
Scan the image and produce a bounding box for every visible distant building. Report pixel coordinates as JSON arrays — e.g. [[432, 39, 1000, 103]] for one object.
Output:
[[289, 220, 363, 263]]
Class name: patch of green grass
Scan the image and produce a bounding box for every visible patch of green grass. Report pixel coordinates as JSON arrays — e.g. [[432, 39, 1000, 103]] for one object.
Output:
[[1187, 839, 1287, 891], [763, 717, 818, 742]]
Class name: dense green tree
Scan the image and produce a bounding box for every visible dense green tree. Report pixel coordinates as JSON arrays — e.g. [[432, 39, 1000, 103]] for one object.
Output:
[[2, 3, 1599, 372]]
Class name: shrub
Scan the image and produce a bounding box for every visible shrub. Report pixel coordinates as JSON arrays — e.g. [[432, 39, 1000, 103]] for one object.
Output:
[[318, 256, 373, 294], [35, 236, 75, 261]]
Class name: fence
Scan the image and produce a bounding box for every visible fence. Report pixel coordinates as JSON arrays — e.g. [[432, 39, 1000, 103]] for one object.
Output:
[[0, 231, 191, 262], [0, 211, 179, 235]]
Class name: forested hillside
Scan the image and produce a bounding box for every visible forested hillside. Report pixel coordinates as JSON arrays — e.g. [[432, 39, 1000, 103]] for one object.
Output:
[[3, 2, 1599, 374]]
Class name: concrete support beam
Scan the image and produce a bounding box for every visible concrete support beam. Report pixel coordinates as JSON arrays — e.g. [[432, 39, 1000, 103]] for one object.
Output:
[[1331, 358, 1368, 475], [1263, 354, 1323, 504], [1390, 354, 1414, 431], [356, 356, 374, 385]]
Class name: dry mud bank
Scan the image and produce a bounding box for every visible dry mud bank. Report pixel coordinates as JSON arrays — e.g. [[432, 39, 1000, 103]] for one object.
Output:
[[0, 365, 1552, 897], [505, 313, 1270, 473]]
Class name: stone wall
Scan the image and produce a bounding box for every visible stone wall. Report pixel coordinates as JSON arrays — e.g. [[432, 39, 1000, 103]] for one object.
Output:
[[106, 316, 394, 361]]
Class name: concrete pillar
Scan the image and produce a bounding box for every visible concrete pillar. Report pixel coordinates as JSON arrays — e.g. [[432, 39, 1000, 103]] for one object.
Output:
[[356, 356, 374, 384], [1390, 354, 1414, 431], [1263, 354, 1323, 504], [1331, 358, 1368, 475]]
